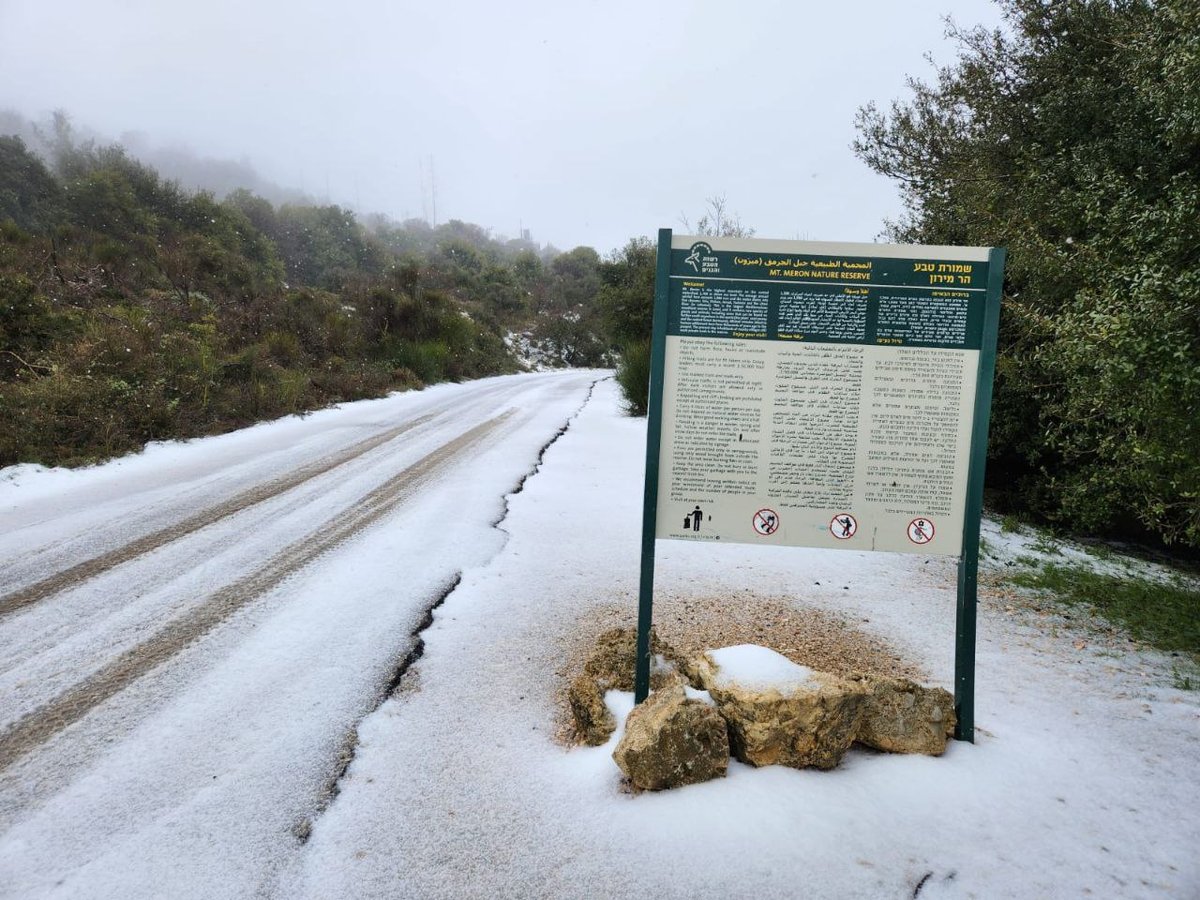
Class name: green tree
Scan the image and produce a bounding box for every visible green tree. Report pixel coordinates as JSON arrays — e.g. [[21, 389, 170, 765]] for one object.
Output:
[[547, 245, 601, 310], [0, 136, 63, 231], [598, 238, 656, 346], [598, 237, 657, 414], [273, 204, 383, 289], [0, 114, 540, 467], [854, 0, 1200, 548], [224, 188, 279, 241], [511, 249, 546, 309]]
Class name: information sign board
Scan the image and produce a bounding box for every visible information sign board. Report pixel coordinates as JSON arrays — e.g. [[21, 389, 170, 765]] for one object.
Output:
[[635, 231, 1005, 742], [657, 235, 991, 556]]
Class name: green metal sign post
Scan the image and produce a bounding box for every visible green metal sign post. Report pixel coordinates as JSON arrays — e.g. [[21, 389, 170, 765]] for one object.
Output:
[[951, 247, 1006, 741], [635, 230, 1004, 743], [634, 230, 674, 704]]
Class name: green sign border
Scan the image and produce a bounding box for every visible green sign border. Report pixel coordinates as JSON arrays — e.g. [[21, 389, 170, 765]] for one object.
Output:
[[635, 229, 1006, 744]]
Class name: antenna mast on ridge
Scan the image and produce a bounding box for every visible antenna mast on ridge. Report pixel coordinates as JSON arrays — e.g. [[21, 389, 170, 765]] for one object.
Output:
[[419, 155, 439, 226], [430, 155, 437, 226]]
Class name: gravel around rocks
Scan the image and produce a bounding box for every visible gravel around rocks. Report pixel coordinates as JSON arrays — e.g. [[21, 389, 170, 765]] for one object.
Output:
[[555, 590, 926, 744]]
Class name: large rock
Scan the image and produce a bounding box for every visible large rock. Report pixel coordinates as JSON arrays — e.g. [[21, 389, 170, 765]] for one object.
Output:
[[852, 675, 956, 755], [612, 685, 729, 790], [569, 627, 684, 745], [692, 645, 867, 770]]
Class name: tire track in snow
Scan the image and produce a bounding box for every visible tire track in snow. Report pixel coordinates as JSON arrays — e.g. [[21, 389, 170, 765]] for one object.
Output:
[[296, 377, 606, 840], [0, 414, 436, 619], [0, 412, 514, 772]]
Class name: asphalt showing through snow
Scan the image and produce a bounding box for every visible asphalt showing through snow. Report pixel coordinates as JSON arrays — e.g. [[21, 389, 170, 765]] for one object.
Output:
[[0, 410, 512, 770]]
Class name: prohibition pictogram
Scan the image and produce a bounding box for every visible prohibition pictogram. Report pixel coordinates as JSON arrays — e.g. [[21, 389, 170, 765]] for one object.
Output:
[[830, 513, 858, 539], [907, 517, 935, 545], [752, 508, 780, 536]]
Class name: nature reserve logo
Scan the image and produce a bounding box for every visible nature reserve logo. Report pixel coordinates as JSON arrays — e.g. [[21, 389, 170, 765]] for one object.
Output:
[[684, 241, 719, 275]]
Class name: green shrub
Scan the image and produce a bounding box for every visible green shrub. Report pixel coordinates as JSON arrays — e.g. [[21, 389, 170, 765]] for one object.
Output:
[[615, 339, 651, 416], [391, 340, 449, 384]]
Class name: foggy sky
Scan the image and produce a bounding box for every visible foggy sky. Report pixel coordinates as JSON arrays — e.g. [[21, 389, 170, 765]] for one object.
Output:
[[0, 0, 1006, 254]]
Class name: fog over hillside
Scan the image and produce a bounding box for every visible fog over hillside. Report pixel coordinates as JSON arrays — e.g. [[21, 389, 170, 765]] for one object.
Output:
[[0, 0, 1008, 253], [1, 109, 312, 212]]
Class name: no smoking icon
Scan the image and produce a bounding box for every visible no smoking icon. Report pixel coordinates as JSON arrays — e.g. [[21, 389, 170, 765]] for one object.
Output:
[[907, 517, 935, 544], [752, 508, 780, 536]]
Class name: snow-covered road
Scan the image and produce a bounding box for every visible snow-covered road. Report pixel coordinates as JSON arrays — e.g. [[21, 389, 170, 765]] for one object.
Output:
[[0, 370, 602, 897], [1, 373, 1197, 899]]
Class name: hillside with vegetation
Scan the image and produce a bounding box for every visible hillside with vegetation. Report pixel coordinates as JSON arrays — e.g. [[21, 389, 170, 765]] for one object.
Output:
[[5, 0, 1198, 561], [0, 117, 611, 468]]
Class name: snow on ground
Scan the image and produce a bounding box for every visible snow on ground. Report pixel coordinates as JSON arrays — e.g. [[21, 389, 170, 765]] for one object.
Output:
[[286, 379, 1199, 899], [0, 374, 1195, 900], [0, 372, 603, 898]]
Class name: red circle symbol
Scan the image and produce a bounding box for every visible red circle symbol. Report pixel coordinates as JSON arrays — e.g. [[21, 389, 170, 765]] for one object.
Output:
[[907, 517, 935, 544], [830, 513, 858, 539], [752, 509, 780, 536]]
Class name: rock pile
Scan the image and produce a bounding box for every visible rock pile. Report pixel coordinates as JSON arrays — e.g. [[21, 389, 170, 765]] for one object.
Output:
[[566, 627, 684, 746], [567, 630, 957, 791]]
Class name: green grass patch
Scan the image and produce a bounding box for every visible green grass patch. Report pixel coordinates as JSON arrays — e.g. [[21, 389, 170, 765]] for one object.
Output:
[[1080, 541, 1117, 563], [1029, 534, 1064, 556], [1010, 563, 1200, 657]]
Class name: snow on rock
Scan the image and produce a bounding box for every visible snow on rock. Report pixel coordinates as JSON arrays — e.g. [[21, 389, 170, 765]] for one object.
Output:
[[567, 626, 686, 746], [682, 685, 716, 706], [701, 644, 821, 695], [693, 645, 867, 770]]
